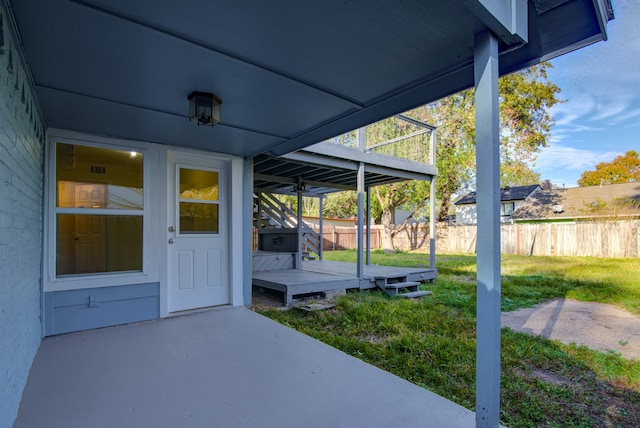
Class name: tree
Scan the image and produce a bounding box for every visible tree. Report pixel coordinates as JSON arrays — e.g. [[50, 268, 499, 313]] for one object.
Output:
[[577, 150, 640, 186], [322, 191, 358, 218], [405, 62, 560, 221], [320, 62, 559, 250]]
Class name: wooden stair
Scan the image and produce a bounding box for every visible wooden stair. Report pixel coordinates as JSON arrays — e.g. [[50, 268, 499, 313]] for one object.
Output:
[[375, 276, 432, 299]]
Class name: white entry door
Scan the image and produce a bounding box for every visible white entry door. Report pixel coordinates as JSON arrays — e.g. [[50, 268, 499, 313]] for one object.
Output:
[[167, 152, 229, 312]]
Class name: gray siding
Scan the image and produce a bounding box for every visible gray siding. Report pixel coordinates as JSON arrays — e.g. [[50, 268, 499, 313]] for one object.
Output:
[[0, 4, 46, 426], [44, 283, 160, 336]]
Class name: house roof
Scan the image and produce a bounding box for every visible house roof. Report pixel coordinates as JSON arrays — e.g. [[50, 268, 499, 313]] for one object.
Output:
[[9, 0, 613, 159], [511, 182, 640, 221], [455, 184, 541, 205]]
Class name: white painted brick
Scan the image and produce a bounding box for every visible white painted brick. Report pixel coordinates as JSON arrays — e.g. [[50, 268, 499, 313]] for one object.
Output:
[[0, 4, 46, 426]]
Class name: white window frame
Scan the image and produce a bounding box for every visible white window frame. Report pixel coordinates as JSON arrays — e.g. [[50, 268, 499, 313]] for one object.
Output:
[[44, 133, 155, 292], [175, 164, 222, 237], [501, 201, 515, 216]]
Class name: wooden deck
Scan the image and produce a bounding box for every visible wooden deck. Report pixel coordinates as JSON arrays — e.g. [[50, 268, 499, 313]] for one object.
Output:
[[252, 256, 437, 305]]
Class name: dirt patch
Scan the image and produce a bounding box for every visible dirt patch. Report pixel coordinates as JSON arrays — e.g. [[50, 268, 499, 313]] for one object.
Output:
[[502, 298, 640, 360], [357, 334, 392, 344], [251, 288, 288, 311], [516, 367, 570, 387]]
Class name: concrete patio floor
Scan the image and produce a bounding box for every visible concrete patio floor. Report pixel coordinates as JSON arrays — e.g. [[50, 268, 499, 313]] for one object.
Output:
[[15, 307, 474, 427]]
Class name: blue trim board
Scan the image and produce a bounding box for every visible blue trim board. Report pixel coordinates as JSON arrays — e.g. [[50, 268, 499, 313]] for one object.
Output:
[[44, 283, 160, 336]]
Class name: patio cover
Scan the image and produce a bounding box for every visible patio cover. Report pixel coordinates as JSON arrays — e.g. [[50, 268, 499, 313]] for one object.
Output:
[[9, 0, 612, 159], [6, 1, 613, 426]]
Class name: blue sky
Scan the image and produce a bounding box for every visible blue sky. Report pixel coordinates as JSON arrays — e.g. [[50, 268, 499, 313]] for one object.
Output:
[[534, 0, 640, 188]]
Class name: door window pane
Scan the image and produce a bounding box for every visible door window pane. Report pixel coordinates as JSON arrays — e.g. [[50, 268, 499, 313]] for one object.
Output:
[[56, 215, 143, 275], [180, 169, 218, 201], [179, 203, 219, 234], [178, 168, 219, 234]]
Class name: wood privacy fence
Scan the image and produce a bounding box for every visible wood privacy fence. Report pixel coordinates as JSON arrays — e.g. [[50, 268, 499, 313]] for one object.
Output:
[[254, 220, 639, 258], [253, 225, 382, 252], [441, 221, 640, 258], [311, 225, 382, 251]]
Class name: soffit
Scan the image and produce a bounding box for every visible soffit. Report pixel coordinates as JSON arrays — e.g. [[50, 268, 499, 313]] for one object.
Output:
[[9, 0, 612, 158]]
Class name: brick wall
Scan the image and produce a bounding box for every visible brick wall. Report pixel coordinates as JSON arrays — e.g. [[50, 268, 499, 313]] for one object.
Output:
[[0, 5, 46, 426]]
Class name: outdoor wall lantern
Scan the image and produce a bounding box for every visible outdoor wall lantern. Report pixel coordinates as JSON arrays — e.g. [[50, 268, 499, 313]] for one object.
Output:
[[188, 91, 222, 127]]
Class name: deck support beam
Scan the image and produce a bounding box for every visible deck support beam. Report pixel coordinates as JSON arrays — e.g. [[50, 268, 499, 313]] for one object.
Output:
[[318, 196, 324, 260], [297, 183, 303, 270], [356, 127, 366, 279], [429, 129, 437, 271], [366, 186, 371, 265], [474, 29, 501, 428], [356, 162, 365, 278]]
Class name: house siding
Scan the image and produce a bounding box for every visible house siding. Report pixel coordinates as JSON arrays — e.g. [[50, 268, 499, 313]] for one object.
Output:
[[44, 283, 160, 336], [455, 204, 477, 225], [0, 5, 46, 426]]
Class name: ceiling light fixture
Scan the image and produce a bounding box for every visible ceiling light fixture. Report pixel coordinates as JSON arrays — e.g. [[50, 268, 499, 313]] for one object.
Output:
[[188, 91, 222, 127]]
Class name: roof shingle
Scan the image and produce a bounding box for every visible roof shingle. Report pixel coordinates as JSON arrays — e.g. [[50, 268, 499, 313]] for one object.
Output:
[[511, 182, 640, 220], [455, 184, 541, 205]]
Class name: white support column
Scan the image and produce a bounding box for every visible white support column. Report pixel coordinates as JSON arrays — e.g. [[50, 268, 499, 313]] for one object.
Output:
[[297, 188, 303, 270], [318, 196, 324, 260], [242, 158, 254, 306], [429, 129, 437, 270], [366, 186, 371, 265], [474, 30, 501, 428], [356, 162, 365, 278], [356, 127, 366, 278]]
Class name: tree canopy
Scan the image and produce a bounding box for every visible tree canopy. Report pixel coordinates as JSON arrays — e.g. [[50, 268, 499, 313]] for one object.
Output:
[[577, 150, 640, 186], [321, 63, 560, 234]]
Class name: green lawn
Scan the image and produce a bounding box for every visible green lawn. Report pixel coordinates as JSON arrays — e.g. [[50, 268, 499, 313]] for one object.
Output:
[[257, 250, 640, 427]]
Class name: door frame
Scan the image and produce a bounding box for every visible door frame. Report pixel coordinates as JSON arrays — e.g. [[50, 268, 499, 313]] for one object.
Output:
[[160, 149, 245, 317]]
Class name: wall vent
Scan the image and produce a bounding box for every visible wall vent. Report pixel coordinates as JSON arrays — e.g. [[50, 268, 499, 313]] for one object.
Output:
[[90, 165, 106, 174]]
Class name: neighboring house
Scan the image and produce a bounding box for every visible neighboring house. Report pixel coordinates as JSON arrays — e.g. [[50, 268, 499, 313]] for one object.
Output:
[[454, 184, 541, 224], [394, 208, 428, 225], [511, 182, 640, 223], [0, 1, 612, 427]]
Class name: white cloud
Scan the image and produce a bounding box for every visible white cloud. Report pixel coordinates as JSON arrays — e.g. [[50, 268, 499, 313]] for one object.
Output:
[[548, 0, 640, 133], [534, 144, 620, 172], [528, 1, 640, 187], [590, 97, 634, 122], [615, 106, 640, 125]]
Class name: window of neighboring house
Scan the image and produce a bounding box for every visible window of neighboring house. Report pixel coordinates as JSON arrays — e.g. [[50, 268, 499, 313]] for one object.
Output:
[[54, 142, 144, 276], [501, 202, 515, 217]]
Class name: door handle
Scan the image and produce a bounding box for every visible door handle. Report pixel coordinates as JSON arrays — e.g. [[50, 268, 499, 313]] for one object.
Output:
[[168, 238, 175, 244]]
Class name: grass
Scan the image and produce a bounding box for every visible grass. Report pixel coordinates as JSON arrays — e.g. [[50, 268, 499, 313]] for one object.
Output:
[[257, 250, 640, 427]]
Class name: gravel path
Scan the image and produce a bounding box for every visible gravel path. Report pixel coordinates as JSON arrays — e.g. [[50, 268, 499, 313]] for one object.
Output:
[[502, 298, 640, 360]]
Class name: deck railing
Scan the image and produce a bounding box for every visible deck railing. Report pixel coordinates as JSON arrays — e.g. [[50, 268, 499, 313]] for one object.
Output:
[[253, 192, 321, 258], [326, 114, 435, 165]]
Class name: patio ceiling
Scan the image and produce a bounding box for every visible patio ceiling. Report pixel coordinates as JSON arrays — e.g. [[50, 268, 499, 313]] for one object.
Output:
[[9, 0, 612, 158]]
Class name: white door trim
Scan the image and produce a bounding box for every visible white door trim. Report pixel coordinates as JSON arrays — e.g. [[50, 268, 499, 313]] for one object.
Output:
[[166, 151, 231, 313]]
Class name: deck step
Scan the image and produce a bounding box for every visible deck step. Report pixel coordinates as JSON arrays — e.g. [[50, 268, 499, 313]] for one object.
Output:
[[398, 290, 433, 299], [378, 280, 420, 289], [375, 277, 425, 297]]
